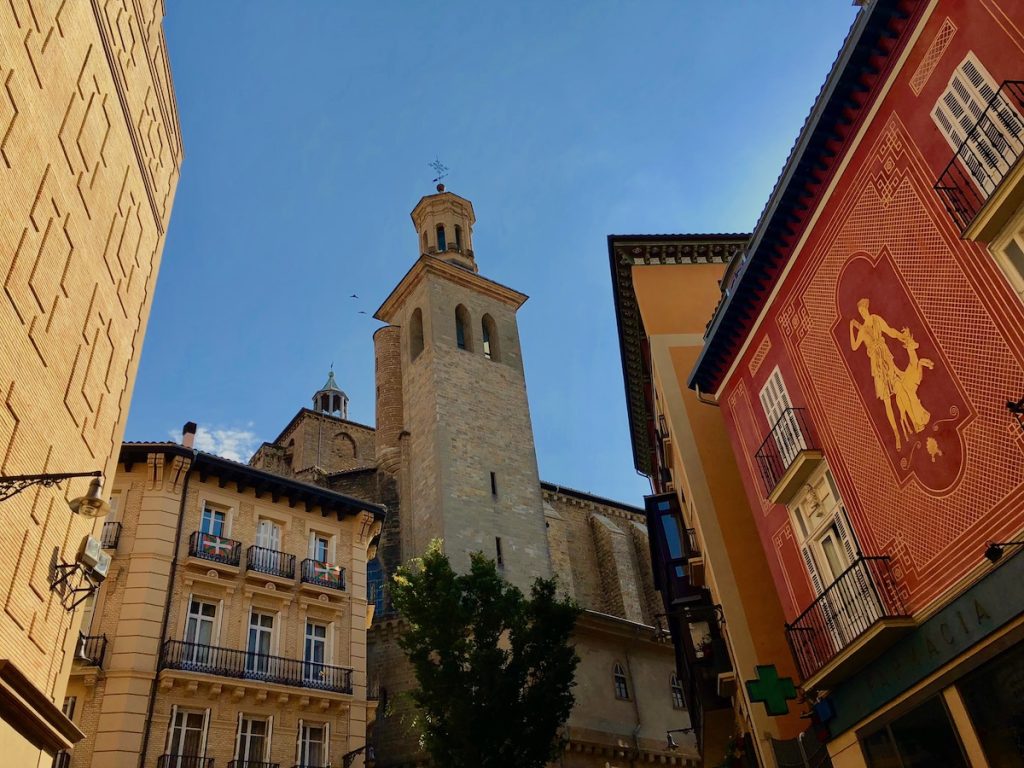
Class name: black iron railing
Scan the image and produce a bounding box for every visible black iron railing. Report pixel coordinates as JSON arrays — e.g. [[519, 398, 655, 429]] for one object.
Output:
[[785, 556, 907, 681], [101, 521, 122, 549], [246, 545, 296, 579], [228, 761, 279, 768], [52, 751, 71, 768], [157, 757, 213, 768], [189, 531, 241, 566], [161, 640, 354, 694], [755, 408, 818, 496], [76, 632, 107, 667], [934, 80, 1024, 233], [301, 559, 345, 591]]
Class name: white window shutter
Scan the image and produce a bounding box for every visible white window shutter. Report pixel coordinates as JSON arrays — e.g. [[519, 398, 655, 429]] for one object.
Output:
[[165, 704, 178, 753], [234, 712, 242, 760], [308, 532, 316, 560], [832, 507, 859, 563], [267, 715, 274, 762], [800, 543, 824, 596], [296, 718, 304, 765], [200, 707, 211, 756]]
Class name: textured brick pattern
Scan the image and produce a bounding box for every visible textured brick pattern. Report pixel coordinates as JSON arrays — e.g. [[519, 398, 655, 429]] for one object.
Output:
[[0, 0, 179, 758]]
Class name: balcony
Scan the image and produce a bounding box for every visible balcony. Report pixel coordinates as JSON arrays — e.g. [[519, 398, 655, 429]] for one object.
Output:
[[189, 531, 241, 568], [300, 559, 346, 591], [755, 408, 823, 504], [101, 521, 121, 549], [157, 757, 213, 768], [75, 632, 107, 668], [246, 545, 296, 580], [785, 556, 914, 690], [161, 640, 353, 694], [228, 762, 279, 768], [934, 81, 1024, 238]]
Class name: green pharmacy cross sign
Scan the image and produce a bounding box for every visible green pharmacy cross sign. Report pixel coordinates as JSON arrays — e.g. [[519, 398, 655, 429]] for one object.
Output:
[[746, 664, 798, 716]]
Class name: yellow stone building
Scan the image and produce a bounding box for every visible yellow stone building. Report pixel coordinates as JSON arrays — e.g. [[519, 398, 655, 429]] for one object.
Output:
[[0, 1, 181, 765], [64, 427, 383, 768], [246, 188, 697, 767]]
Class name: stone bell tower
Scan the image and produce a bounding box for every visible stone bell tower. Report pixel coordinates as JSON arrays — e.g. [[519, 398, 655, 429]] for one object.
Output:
[[373, 185, 551, 589]]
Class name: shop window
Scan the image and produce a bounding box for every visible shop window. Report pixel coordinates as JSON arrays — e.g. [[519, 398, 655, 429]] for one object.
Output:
[[860, 695, 967, 768], [958, 640, 1024, 765]]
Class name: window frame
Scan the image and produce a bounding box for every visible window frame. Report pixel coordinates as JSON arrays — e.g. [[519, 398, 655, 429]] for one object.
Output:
[[613, 662, 630, 700]]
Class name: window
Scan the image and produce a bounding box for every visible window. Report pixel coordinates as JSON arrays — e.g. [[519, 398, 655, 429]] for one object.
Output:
[[787, 466, 858, 597], [670, 673, 685, 710], [236, 716, 269, 765], [168, 708, 207, 761], [932, 52, 1023, 196], [309, 532, 331, 563], [436, 224, 447, 252], [298, 722, 327, 767], [246, 610, 274, 676], [455, 304, 472, 351], [481, 314, 499, 361], [861, 695, 967, 768], [613, 662, 629, 700], [495, 537, 503, 568], [422, 230, 428, 252], [184, 597, 217, 663], [409, 308, 424, 361], [993, 211, 1024, 303], [61, 696, 77, 720], [367, 559, 386, 615], [490, 471, 497, 497], [454, 224, 463, 251], [759, 367, 806, 466], [304, 621, 328, 684], [200, 506, 226, 537], [959, 640, 1024, 764]]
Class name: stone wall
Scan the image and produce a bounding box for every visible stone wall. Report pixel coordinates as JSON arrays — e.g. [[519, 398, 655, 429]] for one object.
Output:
[[0, 0, 181, 761]]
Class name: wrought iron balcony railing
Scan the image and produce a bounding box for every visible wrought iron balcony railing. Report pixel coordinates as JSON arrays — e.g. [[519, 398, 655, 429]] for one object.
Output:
[[785, 556, 908, 681], [52, 750, 71, 768], [934, 80, 1024, 233], [161, 640, 354, 694], [157, 756, 213, 768], [75, 632, 107, 667], [189, 531, 241, 567], [228, 761, 279, 768], [301, 558, 346, 591], [101, 521, 122, 549], [754, 408, 818, 496], [246, 545, 296, 579]]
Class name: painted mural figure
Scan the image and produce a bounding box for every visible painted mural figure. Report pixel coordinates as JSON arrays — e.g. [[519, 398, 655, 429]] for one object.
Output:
[[849, 298, 933, 450]]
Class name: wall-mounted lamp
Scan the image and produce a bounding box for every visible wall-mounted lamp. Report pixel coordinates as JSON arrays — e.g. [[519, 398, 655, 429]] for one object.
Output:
[[51, 535, 112, 611], [1008, 396, 1024, 434], [0, 471, 110, 517], [666, 727, 694, 750], [985, 540, 1024, 564]]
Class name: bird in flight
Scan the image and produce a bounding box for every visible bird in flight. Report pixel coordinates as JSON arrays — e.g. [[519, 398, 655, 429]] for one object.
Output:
[[358, 310, 367, 315], [350, 294, 358, 299]]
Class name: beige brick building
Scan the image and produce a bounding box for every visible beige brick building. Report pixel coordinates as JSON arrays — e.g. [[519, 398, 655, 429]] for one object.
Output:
[[0, 1, 181, 765], [64, 430, 383, 768], [249, 188, 698, 767]]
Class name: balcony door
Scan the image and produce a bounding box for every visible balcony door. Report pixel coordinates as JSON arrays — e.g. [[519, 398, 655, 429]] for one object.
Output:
[[297, 721, 327, 767], [256, 519, 283, 572], [246, 610, 274, 678], [759, 367, 805, 467], [304, 621, 328, 686], [184, 597, 217, 666], [236, 715, 270, 766], [168, 708, 206, 763]]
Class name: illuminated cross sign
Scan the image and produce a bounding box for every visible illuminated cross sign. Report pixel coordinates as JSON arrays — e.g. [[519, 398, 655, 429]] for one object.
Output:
[[746, 664, 798, 716]]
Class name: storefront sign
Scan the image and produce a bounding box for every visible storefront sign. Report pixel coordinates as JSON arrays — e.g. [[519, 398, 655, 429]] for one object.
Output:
[[828, 549, 1024, 736]]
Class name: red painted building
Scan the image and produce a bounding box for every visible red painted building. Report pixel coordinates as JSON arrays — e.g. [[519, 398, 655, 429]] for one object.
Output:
[[690, 1, 1024, 765]]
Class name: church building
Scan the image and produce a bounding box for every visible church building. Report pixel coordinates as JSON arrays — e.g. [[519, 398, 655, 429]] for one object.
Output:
[[245, 186, 695, 767]]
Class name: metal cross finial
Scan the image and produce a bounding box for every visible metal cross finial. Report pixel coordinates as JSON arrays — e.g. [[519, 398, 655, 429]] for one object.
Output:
[[429, 157, 449, 184]]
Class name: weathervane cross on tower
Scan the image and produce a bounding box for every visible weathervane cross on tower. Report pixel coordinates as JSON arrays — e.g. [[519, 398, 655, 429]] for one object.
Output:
[[429, 157, 449, 186]]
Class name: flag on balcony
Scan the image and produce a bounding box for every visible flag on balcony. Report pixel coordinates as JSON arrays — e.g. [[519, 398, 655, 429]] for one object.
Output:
[[203, 535, 232, 558], [314, 561, 340, 579]]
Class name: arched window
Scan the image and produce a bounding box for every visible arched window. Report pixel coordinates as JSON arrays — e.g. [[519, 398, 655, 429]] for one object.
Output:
[[481, 314, 499, 361], [671, 673, 685, 709], [410, 308, 424, 361], [436, 224, 447, 252], [613, 663, 629, 700], [454, 225, 463, 251], [455, 304, 472, 351]]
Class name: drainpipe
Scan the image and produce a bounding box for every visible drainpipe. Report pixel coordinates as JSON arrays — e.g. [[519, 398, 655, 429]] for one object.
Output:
[[137, 422, 198, 768], [624, 649, 642, 767]]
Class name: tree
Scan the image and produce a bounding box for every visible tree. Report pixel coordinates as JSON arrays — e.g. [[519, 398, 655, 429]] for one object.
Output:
[[389, 541, 581, 768]]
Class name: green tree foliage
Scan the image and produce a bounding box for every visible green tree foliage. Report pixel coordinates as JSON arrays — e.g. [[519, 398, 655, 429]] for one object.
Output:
[[389, 541, 581, 768]]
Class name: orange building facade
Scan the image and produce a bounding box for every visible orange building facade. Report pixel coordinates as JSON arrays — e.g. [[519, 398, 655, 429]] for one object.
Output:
[[690, 0, 1024, 765]]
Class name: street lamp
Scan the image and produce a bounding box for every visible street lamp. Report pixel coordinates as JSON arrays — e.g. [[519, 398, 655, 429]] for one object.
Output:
[[666, 727, 694, 750], [984, 540, 1024, 564], [0, 471, 110, 517]]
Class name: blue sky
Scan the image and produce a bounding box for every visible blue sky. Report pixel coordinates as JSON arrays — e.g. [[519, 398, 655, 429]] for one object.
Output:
[[127, 1, 859, 505]]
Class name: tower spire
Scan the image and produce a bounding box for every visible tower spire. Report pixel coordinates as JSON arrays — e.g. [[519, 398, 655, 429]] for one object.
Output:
[[312, 367, 348, 419], [410, 187, 477, 273]]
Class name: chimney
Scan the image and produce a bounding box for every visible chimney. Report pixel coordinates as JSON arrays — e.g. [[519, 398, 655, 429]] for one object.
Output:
[[182, 421, 198, 449]]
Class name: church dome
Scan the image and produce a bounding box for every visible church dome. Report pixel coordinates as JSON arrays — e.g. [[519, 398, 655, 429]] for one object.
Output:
[[313, 369, 348, 418]]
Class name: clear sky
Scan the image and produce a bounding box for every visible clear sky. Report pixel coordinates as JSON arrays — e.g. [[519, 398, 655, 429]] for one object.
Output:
[[126, 1, 860, 506]]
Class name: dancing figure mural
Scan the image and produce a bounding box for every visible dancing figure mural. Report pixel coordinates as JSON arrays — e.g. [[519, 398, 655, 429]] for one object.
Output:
[[849, 298, 934, 451]]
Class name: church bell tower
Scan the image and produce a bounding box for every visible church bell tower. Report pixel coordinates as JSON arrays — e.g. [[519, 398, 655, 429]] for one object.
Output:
[[373, 185, 551, 588]]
